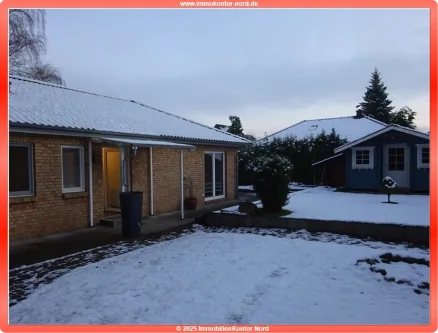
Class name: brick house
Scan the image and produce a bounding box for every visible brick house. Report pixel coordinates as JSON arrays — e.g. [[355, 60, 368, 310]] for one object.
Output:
[[9, 77, 250, 241]]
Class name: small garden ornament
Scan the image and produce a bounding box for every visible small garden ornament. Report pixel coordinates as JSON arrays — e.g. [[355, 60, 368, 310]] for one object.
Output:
[[382, 176, 398, 204]]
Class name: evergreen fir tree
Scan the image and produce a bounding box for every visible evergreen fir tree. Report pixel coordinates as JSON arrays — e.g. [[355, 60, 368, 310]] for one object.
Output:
[[228, 115, 244, 136], [356, 68, 394, 124]]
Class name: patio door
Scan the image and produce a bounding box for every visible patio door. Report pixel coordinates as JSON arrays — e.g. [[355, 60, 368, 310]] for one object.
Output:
[[383, 144, 410, 188], [103, 147, 129, 212]]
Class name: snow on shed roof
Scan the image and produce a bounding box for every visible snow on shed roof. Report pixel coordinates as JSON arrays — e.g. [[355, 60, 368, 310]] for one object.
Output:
[[261, 116, 387, 143], [9, 76, 250, 145]]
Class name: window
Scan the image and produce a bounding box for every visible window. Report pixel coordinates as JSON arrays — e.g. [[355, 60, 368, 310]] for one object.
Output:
[[416, 144, 430, 168], [388, 147, 405, 171], [352, 147, 374, 169], [62, 146, 85, 193], [309, 125, 318, 131], [9, 143, 34, 197], [204, 152, 225, 200]]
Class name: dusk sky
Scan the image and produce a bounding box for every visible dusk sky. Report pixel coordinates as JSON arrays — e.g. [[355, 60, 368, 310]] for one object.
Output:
[[44, 9, 430, 138]]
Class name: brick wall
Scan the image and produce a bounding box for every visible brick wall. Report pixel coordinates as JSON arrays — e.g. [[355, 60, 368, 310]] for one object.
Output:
[[152, 145, 238, 214], [9, 132, 239, 241], [130, 148, 150, 215], [9, 133, 91, 241]]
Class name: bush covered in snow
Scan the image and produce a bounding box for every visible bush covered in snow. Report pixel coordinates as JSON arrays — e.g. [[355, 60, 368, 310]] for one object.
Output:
[[238, 129, 348, 186], [252, 154, 292, 213]]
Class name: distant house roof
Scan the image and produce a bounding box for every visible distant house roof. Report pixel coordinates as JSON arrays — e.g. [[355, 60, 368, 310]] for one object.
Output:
[[260, 115, 387, 143], [9, 76, 250, 145], [214, 124, 230, 131], [334, 124, 430, 154]]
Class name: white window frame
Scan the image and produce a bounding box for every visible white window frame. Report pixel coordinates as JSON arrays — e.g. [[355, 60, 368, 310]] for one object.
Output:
[[416, 144, 430, 169], [204, 151, 226, 201], [61, 145, 85, 193], [9, 142, 35, 197], [352, 146, 374, 169]]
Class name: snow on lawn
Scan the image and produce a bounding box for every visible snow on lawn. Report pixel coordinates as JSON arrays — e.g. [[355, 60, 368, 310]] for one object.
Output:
[[222, 187, 429, 226], [238, 182, 311, 192], [9, 232, 429, 325]]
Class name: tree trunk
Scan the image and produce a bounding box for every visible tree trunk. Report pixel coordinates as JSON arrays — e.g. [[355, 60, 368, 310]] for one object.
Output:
[[387, 188, 390, 203]]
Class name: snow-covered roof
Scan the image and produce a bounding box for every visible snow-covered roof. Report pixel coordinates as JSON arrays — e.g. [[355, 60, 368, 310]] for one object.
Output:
[[9, 76, 250, 145], [261, 116, 387, 143], [334, 124, 430, 154]]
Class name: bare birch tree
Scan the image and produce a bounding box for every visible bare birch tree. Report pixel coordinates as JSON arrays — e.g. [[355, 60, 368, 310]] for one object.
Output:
[[9, 9, 65, 85]]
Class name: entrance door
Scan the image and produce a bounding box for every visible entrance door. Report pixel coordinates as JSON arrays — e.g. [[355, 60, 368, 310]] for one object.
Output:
[[384, 144, 410, 188], [103, 148, 129, 211]]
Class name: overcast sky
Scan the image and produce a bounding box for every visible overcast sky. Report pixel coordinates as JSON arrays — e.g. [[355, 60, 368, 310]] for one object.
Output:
[[44, 9, 430, 138]]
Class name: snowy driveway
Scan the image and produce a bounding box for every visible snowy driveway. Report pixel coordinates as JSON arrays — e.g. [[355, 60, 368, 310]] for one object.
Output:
[[10, 228, 429, 325]]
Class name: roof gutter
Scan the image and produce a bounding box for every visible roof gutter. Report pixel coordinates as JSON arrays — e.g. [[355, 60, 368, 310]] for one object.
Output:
[[9, 123, 249, 148]]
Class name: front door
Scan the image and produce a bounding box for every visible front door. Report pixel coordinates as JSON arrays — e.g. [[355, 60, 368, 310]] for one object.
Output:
[[383, 144, 410, 188], [103, 147, 129, 212]]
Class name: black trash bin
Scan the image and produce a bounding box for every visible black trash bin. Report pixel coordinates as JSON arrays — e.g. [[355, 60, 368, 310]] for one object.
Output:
[[119, 191, 143, 238]]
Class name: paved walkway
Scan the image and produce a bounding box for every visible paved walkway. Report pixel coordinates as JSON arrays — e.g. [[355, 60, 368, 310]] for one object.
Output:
[[9, 198, 249, 269]]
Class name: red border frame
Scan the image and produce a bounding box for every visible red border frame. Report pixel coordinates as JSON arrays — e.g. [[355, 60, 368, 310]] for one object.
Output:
[[1, 1, 436, 332]]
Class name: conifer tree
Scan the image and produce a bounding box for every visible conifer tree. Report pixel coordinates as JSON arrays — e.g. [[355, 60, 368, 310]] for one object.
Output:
[[356, 68, 394, 124]]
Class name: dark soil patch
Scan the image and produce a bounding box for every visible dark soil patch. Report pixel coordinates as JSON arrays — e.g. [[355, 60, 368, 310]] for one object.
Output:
[[356, 252, 429, 295], [379, 253, 429, 266]]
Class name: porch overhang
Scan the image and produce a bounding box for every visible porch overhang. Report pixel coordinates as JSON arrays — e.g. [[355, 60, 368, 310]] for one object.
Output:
[[97, 137, 196, 150]]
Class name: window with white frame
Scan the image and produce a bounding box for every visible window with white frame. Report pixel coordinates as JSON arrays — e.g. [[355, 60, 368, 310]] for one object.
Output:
[[416, 144, 430, 168], [9, 143, 34, 197], [352, 147, 374, 169], [62, 146, 85, 193], [204, 152, 225, 199]]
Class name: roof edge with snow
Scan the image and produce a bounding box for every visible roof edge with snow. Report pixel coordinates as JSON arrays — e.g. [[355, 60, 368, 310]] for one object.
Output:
[[257, 115, 387, 144], [334, 124, 430, 154], [9, 76, 251, 145]]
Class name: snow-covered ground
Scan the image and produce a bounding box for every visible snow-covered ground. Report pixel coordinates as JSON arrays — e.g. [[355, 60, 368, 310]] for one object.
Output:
[[222, 187, 429, 226], [9, 230, 429, 325], [238, 182, 312, 192]]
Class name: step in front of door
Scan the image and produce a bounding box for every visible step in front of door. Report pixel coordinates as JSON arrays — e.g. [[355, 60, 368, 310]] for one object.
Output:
[[100, 215, 122, 228]]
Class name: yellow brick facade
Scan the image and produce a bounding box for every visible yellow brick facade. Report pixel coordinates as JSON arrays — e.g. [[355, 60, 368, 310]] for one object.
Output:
[[9, 133, 238, 241]]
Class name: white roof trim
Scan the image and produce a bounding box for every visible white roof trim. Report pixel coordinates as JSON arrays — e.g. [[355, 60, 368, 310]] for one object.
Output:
[[311, 153, 343, 167], [99, 137, 196, 150], [334, 125, 429, 154]]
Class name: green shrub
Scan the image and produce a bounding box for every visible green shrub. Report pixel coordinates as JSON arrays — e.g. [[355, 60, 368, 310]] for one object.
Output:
[[238, 129, 348, 186], [251, 154, 292, 213]]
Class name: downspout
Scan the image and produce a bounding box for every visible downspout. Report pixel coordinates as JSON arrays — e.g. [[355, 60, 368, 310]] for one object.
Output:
[[88, 139, 94, 227], [236, 152, 239, 199], [149, 147, 154, 215], [180, 150, 185, 220]]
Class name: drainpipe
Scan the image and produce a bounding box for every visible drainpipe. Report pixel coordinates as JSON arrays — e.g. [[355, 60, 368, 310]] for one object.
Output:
[[180, 150, 184, 220], [149, 147, 154, 215], [236, 152, 239, 199], [88, 139, 94, 227]]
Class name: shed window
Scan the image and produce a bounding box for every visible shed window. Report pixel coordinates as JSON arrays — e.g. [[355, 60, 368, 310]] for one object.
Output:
[[416, 144, 430, 168], [352, 147, 374, 169]]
